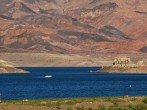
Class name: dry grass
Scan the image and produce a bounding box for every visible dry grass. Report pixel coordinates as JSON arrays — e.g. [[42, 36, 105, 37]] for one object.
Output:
[[0, 96, 147, 110]]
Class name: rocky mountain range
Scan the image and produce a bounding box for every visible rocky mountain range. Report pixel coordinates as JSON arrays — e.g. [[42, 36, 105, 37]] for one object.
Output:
[[0, 0, 146, 55]]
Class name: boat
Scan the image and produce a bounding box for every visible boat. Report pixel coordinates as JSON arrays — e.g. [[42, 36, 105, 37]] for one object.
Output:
[[44, 75, 52, 78], [90, 70, 93, 72]]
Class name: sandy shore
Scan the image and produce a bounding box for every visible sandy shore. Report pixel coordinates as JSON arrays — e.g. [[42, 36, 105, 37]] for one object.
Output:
[[0, 53, 111, 67], [0, 52, 146, 73], [0, 96, 147, 110], [0, 53, 146, 67], [0, 59, 28, 73], [0, 66, 28, 73]]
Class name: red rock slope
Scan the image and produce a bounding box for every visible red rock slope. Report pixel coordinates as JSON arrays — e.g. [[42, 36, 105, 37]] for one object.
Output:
[[0, 0, 146, 55]]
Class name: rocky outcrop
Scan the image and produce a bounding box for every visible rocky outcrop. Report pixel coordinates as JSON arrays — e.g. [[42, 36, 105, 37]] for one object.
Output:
[[98, 57, 147, 73], [99, 66, 147, 73], [112, 57, 144, 68]]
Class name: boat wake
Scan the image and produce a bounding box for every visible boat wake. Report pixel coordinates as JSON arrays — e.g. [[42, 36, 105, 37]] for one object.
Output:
[[44, 75, 52, 78]]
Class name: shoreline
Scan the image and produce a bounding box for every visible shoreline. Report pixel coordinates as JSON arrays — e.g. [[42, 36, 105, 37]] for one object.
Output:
[[2, 95, 147, 101], [97, 66, 147, 74], [1, 96, 147, 110], [0, 66, 29, 74], [0, 53, 147, 67], [1, 66, 147, 74]]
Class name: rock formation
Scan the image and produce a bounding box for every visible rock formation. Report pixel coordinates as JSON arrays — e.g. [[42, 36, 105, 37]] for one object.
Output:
[[98, 57, 147, 73], [112, 57, 144, 68]]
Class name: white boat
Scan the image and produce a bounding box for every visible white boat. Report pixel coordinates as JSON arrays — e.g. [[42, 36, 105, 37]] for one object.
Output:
[[44, 75, 52, 78]]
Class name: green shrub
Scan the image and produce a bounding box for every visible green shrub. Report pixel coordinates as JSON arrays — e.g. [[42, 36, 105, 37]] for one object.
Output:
[[67, 107, 73, 110], [108, 107, 128, 110], [65, 101, 77, 105], [105, 98, 123, 107], [88, 107, 93, 110], [130, 97, 137, 101], [56, 106, 61, 109], [143, 97, 147, 104], [76, 106, 85, 110], [98, 105, 106, 110], [128, 104, 147, 110], [56, 101, 62, 106], [46, 103, 52, 107]]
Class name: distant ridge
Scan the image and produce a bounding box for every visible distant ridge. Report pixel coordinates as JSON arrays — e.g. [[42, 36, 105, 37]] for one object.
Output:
[[0, 0, 146, 55]]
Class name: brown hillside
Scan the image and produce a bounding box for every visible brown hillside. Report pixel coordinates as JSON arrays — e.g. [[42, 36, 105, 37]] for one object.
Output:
[[0, 0, 146, 55]]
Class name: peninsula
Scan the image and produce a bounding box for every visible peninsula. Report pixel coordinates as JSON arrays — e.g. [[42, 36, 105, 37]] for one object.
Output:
[[0, 59, 28, 74], [98, 57, 147, 73]]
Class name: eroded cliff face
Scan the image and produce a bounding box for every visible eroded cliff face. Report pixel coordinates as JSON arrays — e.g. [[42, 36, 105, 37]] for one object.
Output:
[[0, 0, 146, 55]]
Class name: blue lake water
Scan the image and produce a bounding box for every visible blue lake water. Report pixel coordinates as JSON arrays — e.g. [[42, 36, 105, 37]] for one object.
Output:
[[0, 67, 147, 100]]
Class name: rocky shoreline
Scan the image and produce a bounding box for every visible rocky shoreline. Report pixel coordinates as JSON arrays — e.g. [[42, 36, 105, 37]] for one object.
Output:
[[97, 57, 147, 73], [98, 66, 147, 73]]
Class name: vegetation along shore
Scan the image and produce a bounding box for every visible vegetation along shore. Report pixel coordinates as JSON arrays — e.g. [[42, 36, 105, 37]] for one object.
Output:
[[0, 96, 147, 110]]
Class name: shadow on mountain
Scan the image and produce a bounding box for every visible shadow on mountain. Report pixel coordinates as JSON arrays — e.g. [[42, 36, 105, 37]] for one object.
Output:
[[140, 46, 147, 53], [99, 25, 133, 40]]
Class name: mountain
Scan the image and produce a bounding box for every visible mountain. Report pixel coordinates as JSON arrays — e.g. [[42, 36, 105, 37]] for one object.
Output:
[[0, 0, 147, 55]]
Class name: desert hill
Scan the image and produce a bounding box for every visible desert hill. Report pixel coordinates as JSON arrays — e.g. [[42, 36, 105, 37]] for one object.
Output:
[[0, 0, 146, 55]]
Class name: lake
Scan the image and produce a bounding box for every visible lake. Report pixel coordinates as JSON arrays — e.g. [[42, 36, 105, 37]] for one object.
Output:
[[0, 67, 147, 100]]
